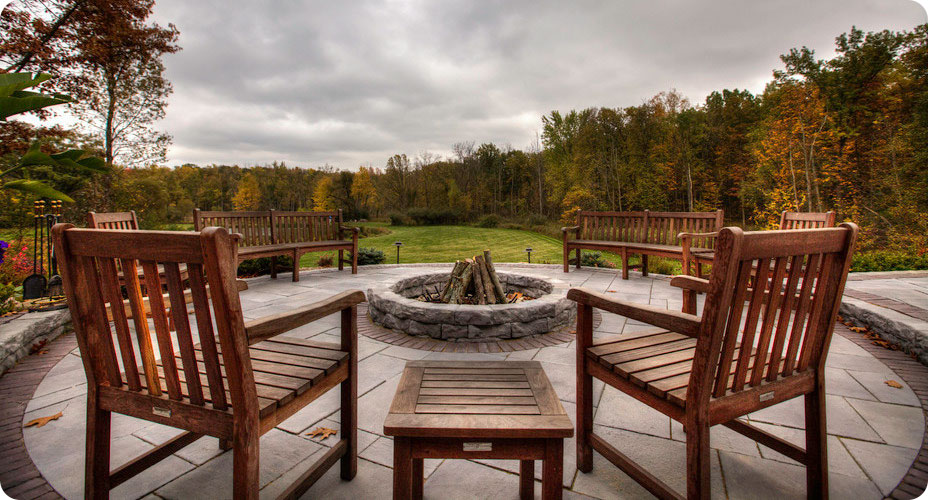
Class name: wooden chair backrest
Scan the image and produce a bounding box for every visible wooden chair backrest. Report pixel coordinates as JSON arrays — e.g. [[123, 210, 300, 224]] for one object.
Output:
[[273, 210, 342, 244], [52, 224, 256, 425], [646, 210, 724, 249], [194, 210, 272, 248], [691, 224, 857, 402], [87, 211, 139, 230], [576, 210, 724, 249], [779, 211, 836, 230]]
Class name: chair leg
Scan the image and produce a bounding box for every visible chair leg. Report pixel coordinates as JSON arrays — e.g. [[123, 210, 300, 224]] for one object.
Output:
[[270, 256, 277, 279], [352, 246, 358, 274], [219, 438, 232, 451], [85, 395, 111, 500], [621, 248, 629, 280], [338, 249, 344, 271], [232, 429, 260, 499], [805, 387, 828, 499], [685, 418, 711, 500], [341, 307, 358, 480], [563, 245, 569, 273], [641, 254, 648, 277], [577, 362, 593, 472], [575, 248, 581, 269]]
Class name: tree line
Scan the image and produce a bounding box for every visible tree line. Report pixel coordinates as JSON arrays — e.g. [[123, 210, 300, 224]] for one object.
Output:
[[2, 19, 926, 254]]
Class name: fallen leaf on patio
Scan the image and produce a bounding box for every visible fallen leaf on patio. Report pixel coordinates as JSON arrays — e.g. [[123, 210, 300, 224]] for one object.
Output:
[[607, 290, 617, 293], [24, 411, 63, 428], [885, 380, 903, 389], [849, 326, 867, 333], [306, 427, 337, 440]]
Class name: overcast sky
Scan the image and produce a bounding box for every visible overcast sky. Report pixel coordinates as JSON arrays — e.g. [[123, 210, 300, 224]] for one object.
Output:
[[148, 0, 927, 170]]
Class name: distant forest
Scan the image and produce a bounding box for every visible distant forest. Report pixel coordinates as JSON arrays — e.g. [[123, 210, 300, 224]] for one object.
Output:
[[2, 25, 926, 253]]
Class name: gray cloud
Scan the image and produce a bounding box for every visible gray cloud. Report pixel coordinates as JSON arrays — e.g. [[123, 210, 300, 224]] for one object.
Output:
[[151, 0, 926, 169]]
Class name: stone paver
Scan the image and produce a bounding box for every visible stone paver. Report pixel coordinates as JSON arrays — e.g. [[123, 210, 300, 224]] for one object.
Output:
[[4, 265, 927, 499]]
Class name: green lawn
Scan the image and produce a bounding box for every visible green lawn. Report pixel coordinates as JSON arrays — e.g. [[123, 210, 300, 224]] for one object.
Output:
[[345, 223, 564, 265]]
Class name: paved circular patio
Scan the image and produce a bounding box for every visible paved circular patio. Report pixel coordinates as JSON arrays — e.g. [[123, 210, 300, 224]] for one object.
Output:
[[11, 265, 928, 499]]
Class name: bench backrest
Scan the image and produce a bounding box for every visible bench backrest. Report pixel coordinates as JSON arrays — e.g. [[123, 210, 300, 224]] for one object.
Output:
[[87, 211, 139, 230], [692, 224, 857, 403], [577, 210, 724, 248], [194, 209, 344, 247], [52, 224, 257, 430], [779, 211, 836, 230], [273, 210, 342, 244]]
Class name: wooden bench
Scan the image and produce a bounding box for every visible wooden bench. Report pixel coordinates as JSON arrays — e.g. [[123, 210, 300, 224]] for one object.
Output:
[[384, 360, 573, 499], [52, 224, 365, 499], [562, 210, 724, 279], [681, 211, 836, 277], [194, 209, 359, 282], [571, 223, 858, 499]]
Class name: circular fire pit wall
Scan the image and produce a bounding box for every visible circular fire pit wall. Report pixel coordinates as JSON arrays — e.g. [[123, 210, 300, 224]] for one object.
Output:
[[367, 272, 575, 341]]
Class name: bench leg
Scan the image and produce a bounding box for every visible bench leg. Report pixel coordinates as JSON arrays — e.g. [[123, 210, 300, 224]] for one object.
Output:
[[292, 250, 300, 282], [542, 439, 563, 500], [393, 437, 412, 500], [621, 248, 629, 280], [577, 359, 593, 472], [219, 438, 232, 451], [563, 245, 569, 273], [641, 254, 648, 277], [575, 248, 581, 269], [696, 262, 704, 279], [85, 393, 111, 500], [520, 460, 534, 499], [338, 249, 344, 271], [270, 256, 277, 279]]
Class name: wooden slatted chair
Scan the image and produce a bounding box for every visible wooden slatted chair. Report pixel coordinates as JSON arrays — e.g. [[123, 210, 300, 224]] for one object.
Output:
[[87, 210, 140, 230], [571, 223, 858, 499], [681, 211, 836, 278], [52, 224, 363, 499]]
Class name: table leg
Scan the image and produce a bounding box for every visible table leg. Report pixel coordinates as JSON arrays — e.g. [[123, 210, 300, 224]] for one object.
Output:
[[542, 439, 563, 500], [393, 437, 412, 500], [519, 460, 534, 500], [412, 458, 424, 500]]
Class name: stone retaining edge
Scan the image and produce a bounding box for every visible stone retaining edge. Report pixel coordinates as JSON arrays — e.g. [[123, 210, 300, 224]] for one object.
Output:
[[839, 297, 928, 366], [0, 309, 71, 377]]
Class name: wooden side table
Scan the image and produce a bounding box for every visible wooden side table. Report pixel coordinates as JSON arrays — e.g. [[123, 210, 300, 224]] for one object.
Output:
[[384, 360, 573, 500]]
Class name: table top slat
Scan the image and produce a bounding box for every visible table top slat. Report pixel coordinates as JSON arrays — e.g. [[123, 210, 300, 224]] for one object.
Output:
[[417, 395, 538, 406], [421, 373, 528, 381], [418, 387, 535, 397], [421, 380, 532, 389], [415, 404, 541, 415]]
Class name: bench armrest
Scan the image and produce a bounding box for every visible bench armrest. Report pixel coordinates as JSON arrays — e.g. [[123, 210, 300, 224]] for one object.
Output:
[[677, 231, 719, 243], [669, 275, 711, 293], [561, 226, 580, 234], [244, 290, 366, 345], [567, 288, 701, 338], [340, 226, 361, 236]]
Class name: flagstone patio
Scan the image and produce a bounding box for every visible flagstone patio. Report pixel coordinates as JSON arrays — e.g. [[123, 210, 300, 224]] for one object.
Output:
[[12, 265, 928, 499]]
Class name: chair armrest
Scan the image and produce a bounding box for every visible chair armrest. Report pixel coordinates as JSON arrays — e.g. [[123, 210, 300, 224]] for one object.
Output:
[[669, 275, 710, 294], [677, 231, 719, 244], [567, 288, 701, 338], [244, 290, 366, 345]]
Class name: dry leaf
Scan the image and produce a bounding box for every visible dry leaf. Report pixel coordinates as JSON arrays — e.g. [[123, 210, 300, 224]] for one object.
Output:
[[885, 380, 903, 389], [24, 411, 63, 428], [849, 326, 867, 333], [607, 290, 617, 293], [306, 427, 337, 440]]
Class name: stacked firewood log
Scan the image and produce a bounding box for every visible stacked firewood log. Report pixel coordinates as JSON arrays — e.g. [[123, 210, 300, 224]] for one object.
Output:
[[439, 250, 508, 304]]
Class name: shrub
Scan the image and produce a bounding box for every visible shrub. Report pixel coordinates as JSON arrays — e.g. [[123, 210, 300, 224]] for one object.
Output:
[[359, 225, 390, 237], [388, 212, 411, 226], [477, 214, 500, 228], [0, 282, 18, 316], [527, 214, 548, 226], [647, 257, 678, 276], [237, 256, 294, 277], [356, 247, 386, 265], [406, 207, 459, 225], [851, 250, 928, 272], [317, 255, 334, 267], [580, 252, 613, 268]]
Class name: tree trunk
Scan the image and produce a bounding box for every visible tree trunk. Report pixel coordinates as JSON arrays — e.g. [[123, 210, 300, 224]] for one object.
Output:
[[105, 73, 118, 167]]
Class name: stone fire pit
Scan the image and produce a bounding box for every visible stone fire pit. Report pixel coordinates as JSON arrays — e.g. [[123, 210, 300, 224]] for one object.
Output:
[[367, 272, 575, 341]]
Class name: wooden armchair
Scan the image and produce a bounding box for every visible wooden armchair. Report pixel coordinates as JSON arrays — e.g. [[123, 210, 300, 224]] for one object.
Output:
[[680, 211, 836, 277], [571, 223, 857, 499], [52, 224, 363, 499]]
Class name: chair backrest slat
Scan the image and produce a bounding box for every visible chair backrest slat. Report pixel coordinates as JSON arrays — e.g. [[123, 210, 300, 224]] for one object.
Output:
[[187, 263, 228, 409], [141, 260, 184, 400], [696, 224, 857, 401], [54, 225, 252, 423]]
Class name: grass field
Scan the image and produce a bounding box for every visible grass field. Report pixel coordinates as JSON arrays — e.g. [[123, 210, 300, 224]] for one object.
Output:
[[342, 223, 564, 265]]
